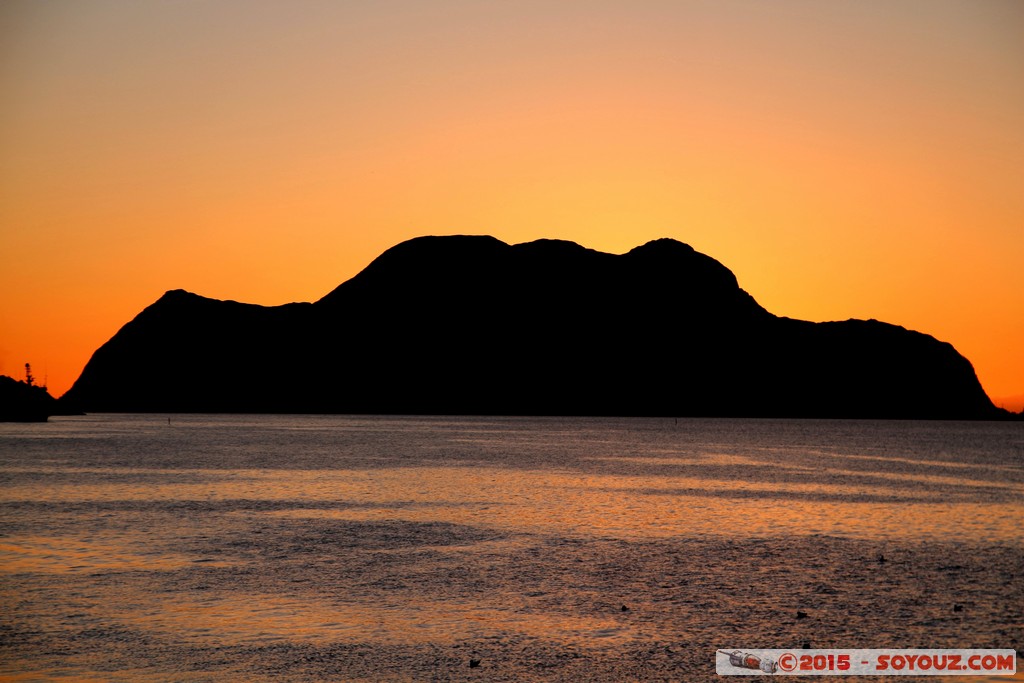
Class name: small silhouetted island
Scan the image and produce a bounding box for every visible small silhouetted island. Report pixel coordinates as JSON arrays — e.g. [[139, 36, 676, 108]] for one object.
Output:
[[1, 371, 60, 422], [60, 236, 1013, 419]]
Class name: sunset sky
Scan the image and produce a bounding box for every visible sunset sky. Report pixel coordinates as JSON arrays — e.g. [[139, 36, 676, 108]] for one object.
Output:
[[1, 0, 1022, 409]]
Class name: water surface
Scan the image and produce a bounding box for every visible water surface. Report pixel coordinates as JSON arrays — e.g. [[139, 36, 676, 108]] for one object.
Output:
[[2, 415, 1021, 681]]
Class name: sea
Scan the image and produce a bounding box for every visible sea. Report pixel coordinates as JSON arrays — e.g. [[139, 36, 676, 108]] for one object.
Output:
[[1, 414, 1021, 682]]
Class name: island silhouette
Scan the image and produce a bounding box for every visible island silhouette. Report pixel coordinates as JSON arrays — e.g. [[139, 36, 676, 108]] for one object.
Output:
[[0, 365, 60, 422], [60, 236, 1005, 419]]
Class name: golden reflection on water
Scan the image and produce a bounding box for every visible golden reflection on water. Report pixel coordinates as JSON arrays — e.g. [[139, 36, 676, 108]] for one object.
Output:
[[3, 461, 1022, 581], [113, 588, 637, 648], [255, 466, 1022, 542], [0, 537, 212, 574], [588, 453, 1024, 491]]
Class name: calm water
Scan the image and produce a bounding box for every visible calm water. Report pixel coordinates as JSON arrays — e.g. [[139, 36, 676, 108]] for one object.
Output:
[[1, 414, 1022, 681]]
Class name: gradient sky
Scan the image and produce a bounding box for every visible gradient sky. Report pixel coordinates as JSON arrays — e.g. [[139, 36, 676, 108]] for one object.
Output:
[[2, 0, 1022, 408]]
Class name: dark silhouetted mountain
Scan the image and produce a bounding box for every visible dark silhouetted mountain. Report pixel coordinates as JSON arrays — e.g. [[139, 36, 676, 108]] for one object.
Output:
[[0, 375, 60, 422], [60, 236, 1004, 419]]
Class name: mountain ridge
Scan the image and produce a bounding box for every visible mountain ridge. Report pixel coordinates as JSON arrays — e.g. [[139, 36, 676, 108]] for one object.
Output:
[[61, 235, 1005, 419]]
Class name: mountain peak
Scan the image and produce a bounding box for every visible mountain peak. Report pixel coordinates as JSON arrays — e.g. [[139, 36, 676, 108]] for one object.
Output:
[[628, 237, 695, 254]]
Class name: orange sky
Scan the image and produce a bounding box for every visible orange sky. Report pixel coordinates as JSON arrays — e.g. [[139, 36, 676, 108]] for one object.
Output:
[[2, 1, 1022, 409]]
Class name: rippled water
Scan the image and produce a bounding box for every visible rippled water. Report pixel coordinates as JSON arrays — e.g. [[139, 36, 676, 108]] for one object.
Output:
[[1, 414, 1022, 681]]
